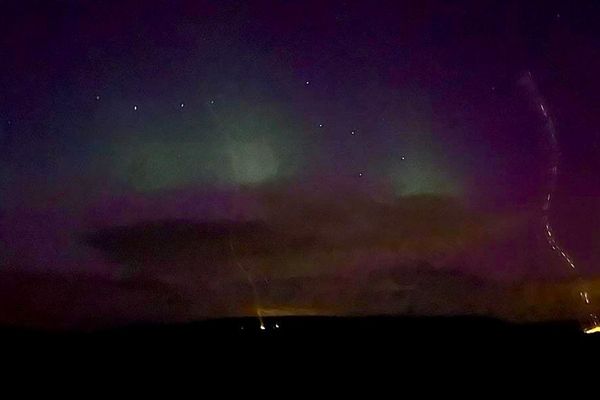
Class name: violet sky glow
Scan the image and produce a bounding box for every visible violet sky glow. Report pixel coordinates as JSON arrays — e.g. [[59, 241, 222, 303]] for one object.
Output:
[[1, 0, 600, 328]]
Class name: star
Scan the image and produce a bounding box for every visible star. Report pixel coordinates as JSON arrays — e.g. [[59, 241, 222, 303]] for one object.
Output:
[[351, 130, 356, 135], [401, 156, 406, 160], [133, 105, 138, 111], [305, 81, 310, 85], [358, 172, 363, 177], [180, 102, 185, 108], [318, 123, 323, 128], [209, 100, 215, 104], [95, 95, 101, 100]]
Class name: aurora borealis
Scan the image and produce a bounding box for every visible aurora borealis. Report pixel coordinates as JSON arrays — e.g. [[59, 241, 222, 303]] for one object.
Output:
[[1, 0, 600, 329]]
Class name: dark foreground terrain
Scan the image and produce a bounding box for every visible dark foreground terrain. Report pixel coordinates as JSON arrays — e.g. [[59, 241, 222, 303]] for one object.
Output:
[[3, 316, 597, 383], [3, 316, 598, 356]]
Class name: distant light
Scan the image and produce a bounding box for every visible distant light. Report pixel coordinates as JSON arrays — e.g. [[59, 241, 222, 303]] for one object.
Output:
[[305, 81, 310, 85], [180, 103, 185, 108], [133, 105, 138, 111], [318, 123, 323, 128], [358, 172, 363, 177], [240, 326, 244, 330], [275, 323, 279, 329], [95, 95, 101, 100], [351, 130, 356, 135], [584, 326, 600, 334], [209, 100, 215, 104], [401, 156, 406, 160], [260, 323, 266, 331]]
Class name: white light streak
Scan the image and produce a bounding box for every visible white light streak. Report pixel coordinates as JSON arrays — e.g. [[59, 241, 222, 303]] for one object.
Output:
[[524, 72, 595, 333], [582, 292, 591, 304]]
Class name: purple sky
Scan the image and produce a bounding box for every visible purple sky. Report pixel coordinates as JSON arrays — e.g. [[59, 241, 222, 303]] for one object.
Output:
[[1, 0, 599, 327]]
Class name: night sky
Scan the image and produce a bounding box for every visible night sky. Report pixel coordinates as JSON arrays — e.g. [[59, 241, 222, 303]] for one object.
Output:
[[1, 0, 600, 329]]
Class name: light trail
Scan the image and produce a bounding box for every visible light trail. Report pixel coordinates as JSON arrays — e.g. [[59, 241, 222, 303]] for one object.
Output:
[[521, 71, 599, 333]]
